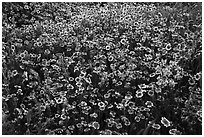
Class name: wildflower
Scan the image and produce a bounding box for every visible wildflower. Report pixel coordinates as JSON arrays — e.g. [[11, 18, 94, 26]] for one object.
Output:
[[108, 55, 114, 62], [147, 90, 154, 96], [84, 128, 91, 132], [76, 82, 83, 87], [55, 114, 60, 118], [107, 122, 114, 127], [104, 129, 113, 135], [98, 101, 106, 108], [161, 117, 171, 127], [20, 103, 25, 109], [91, 121, 100, 130], [84, 77, 92, 84], [194, 72, 201, 81], [61, 114, 67, 120], [90, 112, 98, 118], [76, 123, 82, 128], [165, 43, 171, 50], [152, 123, 161, 129], [150, 73, 155, 77], [144, 108, 151, 111], [44, 49, 51, 55], [153, 26, 158, 31], [169, 129, 182, 135], [145, 101, 154, 108], [67, 84, 74, 90], [68, 77, 74, 81], [120, 38, 127, 45], [79, 101, 87, 107], [116, 123, 123, 129], [124, 120, 131, 126], [135, 91, 143, 98], [17, 88, 23, 94], [60, 91, 67, 96], [80, 120, 87, 126], [18, 51, 27, 60], [40, 105, 46, 111], [12, 70, 18, 76], [134, 116, 140, 122], [121, 98, 129, 106], [114, 102, 122, 110], [68, 125, 75, 131], [99, 106, 106, 111], [104, 93, 111, 98], [109, 111, 116, 117], [125, 94, 133, 100], [188, 78, 195, 85], [55, 97, 63, 104], [40, 90, 45, 94], [155, 87, 161, 93], [51, 64, 61, 71], [115, 81, 123, 86], [105, 45, 111, 50], [11, 44, 16, 51], [128, 101, 135, 108], [139, 106, 147, 112]]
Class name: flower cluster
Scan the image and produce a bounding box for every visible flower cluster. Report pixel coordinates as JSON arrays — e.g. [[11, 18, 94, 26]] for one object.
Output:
[[2, 2, 202, 135]]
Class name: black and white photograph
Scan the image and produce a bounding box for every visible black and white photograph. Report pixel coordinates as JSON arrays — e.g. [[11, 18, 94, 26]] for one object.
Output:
[[1, 1, 202, 135]]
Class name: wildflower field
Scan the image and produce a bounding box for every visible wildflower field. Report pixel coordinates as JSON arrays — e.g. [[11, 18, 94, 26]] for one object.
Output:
[[2, 2, 202, 135]]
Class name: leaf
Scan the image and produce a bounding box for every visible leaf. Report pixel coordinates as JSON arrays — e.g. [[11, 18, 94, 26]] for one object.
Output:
[[143, 125, 151, 135], [143, 119, 156, 135], [136, 129, 144, 135]]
